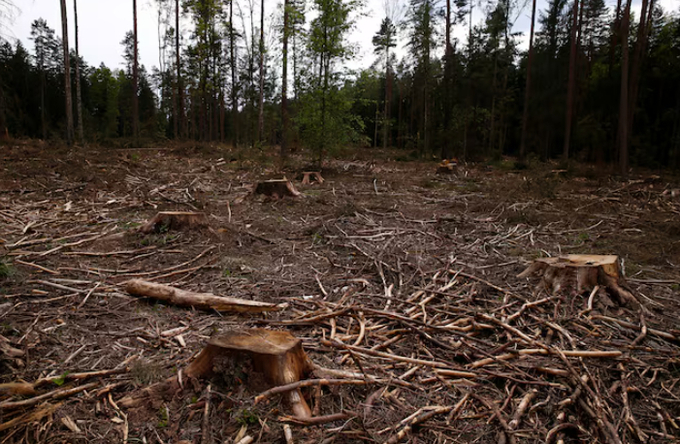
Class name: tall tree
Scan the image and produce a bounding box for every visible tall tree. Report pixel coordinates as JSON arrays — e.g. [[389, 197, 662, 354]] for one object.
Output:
[[257, 0, 265, 142], [176, 0, 184, 138], [281, 0, 290, 157], [563, 0, 579, 161], [59, 0, 74, 145], [73, 0, 84, 143], [372, 17, 396, 149], [519, 0, 537, 159], [132, 0, 139, 140], [30, 19, 57, 140], [617, 0, 632, 174], [229, 0, 237, 145]]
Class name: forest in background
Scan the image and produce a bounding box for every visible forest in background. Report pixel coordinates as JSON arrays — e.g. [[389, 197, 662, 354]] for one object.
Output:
[[0, 0, 679, 171]]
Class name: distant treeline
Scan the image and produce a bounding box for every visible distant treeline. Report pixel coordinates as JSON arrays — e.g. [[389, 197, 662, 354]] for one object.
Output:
[[0, 0, 679, 170]]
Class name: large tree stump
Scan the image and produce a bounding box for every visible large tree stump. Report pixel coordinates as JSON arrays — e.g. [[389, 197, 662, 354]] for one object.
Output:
[[254, 180, 301, 199], [186, 329, 314, 418], [518, 254, 639, 307], [124, 280, 285, 313], [301, 172, 324, 185], [138, 211, 208, 234]]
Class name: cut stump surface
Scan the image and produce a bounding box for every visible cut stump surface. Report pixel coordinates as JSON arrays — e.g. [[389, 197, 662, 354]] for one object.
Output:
[[301, 172, 325, 185], [518, 254, 639, 307]]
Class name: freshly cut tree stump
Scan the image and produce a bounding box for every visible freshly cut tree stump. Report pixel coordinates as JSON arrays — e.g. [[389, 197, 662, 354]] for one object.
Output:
[[186, 329, 314, 418], [437, 159, 457, 174], [518, 254, 639, 307], [301, 172, 325, 185], [138, 211, 208, 234], [254, 179, 301, 198], [124, 280, 285, 313]]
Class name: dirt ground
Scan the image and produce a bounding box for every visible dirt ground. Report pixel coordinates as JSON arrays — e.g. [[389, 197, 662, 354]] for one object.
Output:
[[1, 142, 680, 444]]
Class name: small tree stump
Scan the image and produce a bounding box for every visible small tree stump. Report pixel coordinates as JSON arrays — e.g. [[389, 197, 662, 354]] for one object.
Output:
[[255, 180, 301, 198], [437, 160, 456, 174], [138, 211, 208, 234], [518, 254, 639, 307], [186, 329, 314, 418], [301, 172, 324, 185]]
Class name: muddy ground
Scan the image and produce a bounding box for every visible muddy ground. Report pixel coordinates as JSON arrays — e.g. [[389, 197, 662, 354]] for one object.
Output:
[[1, 142, 680, 444]]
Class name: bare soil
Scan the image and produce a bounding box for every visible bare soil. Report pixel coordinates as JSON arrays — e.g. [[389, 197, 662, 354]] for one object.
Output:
[[1, 142, 680, 443]]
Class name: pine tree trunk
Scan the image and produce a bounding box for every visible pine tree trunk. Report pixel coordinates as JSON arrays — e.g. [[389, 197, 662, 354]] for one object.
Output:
[[74, 0, 84, 144], [60, 0, 74, 146], [281, 0, 289, 158], [257, 0, 265, 143], [519, 0, 537, 160], [617, 0, 633, 175], [229, 0, 238, 146], [132, 0, 140, 141], [176, 0, 184, 139], [627, 0, 654, 142], [563, 0, 579, 162]]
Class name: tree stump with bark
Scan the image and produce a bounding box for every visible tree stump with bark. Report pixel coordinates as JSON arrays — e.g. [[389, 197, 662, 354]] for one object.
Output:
[[518, 254, 639, 307], [254, 180, 301, 198], [437, 159, 457, 174], [138, 211, 208, 234], [301, 172, 324, 185], [186, 329, 314, 418]]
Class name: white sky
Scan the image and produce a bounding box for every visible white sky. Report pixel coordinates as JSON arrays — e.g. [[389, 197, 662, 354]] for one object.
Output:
[[6, 0, 680, 74]]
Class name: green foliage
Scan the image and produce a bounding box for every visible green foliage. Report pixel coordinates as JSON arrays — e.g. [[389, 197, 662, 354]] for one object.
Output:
[[0, 257, 14, 279], [237, 409, 259, 426], [52, 371, 70, 387]]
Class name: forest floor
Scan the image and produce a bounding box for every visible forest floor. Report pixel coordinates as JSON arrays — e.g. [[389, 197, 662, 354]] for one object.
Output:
[[1, 141, 680, 444]]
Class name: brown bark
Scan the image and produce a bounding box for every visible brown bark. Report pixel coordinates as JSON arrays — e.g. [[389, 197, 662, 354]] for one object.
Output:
[[124, 280, 285, 313], [230, 0, 238, 146], [519, 0, 537, 160], [563, 0, 579, 161], [73, 0, 84, 144], [60, 0, 74, 146], [627, 0, 654, 146], [132, 0, 140, 141]]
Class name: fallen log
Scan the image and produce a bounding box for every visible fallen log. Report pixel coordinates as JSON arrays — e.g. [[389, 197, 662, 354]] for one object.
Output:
[[518, 255, 639, 307], [138, 211, 208, 234], [124, 279, 285, 313], [255, 179, 301, 198]]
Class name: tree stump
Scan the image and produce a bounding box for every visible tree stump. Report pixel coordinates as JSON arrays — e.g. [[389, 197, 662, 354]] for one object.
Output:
[[254, 180, 301, 198], [186, 329, 314, 418], [437, 159, 457, 174], [518, 254, 639, 307], [138, 211, 208, 234], [301, 172, 325, 185]]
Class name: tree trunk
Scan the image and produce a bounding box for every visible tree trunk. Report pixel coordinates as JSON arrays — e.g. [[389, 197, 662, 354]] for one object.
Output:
[[73, 0, 84, 144], [257, 0, 265, 143], [59, 0, 74, 146], [445, 0, 451, 54], [176, 0, 184, 139], [563, 0, 579, 162], [132, 0, 140, 141], [627, 0, 654, 145], [229, 0, 238, 146], [281, 0, 289, 158], [519, 0, 537, 160], [617, 0, 632, 175]]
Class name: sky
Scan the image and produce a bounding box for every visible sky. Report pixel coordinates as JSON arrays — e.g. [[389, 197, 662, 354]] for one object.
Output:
[[5, 0, 680, 75]]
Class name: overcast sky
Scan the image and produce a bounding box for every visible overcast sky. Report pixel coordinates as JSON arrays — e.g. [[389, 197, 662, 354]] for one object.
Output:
[[6, 0, 679, 74]]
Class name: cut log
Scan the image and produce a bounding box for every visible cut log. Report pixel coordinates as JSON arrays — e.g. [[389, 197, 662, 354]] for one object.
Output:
[[518, 255, 639, 307], [124, 280, 285, 313], [301, 172, 324, 185], [255, 179, 301, 198], [185, 329, 314, 418], [138, 211, 208, 234]]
